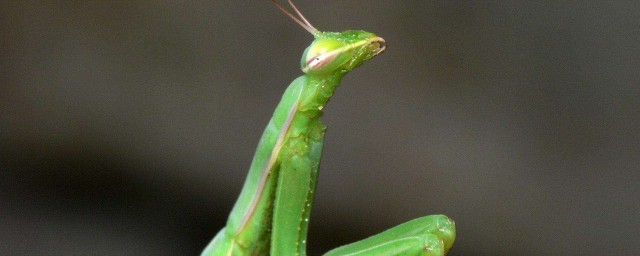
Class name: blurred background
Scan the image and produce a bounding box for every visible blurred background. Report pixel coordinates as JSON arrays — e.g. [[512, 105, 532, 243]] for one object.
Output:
[[2, 0, 639, 255]]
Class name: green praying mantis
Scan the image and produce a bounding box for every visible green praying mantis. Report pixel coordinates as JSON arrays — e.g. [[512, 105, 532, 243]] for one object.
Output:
[[201, 1, 456, 255]]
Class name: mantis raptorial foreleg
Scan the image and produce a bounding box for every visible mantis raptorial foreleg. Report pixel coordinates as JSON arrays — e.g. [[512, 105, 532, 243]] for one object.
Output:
[[200, 1, 456, 255], [324, 215, 456, 256], [272, 136, 324, 255]]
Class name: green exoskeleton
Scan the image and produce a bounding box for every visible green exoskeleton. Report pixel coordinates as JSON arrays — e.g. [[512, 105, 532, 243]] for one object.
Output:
[[201, 1, 456, 255]]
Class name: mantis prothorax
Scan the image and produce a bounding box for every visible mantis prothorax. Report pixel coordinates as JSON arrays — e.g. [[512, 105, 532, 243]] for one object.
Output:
[[201, 1, 456, 255]]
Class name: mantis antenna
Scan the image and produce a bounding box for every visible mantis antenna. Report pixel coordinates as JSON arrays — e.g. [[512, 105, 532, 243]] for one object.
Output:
[[271, 0, 319, 36]]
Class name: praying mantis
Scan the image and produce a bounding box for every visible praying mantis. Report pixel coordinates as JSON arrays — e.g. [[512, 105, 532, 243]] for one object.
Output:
[[201, 1, 456, 255]]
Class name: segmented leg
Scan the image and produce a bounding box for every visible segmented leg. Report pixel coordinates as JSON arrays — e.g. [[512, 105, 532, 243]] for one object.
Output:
[[324, 215, 456, 256], [271, 124, 325, 256]]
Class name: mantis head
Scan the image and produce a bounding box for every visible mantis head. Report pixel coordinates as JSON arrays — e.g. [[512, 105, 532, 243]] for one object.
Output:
[[271, 1, 386, 75], [301, 31, 385, 75]]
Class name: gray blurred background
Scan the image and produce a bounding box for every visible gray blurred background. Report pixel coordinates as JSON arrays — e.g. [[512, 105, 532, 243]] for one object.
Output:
[[2, 0, 639, 255]]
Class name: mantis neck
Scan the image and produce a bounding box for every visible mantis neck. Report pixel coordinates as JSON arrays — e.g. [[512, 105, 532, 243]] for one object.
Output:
[[278, 72, 345, 162], [297, 73, 346, 119]]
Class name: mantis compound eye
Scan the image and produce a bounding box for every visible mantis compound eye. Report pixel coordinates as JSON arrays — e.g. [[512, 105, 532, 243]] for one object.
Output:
[[301, 38, 352, 75]]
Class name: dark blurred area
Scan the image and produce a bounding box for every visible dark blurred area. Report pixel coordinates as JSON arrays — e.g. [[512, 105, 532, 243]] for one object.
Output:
[[2, 1, 639, 255]]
